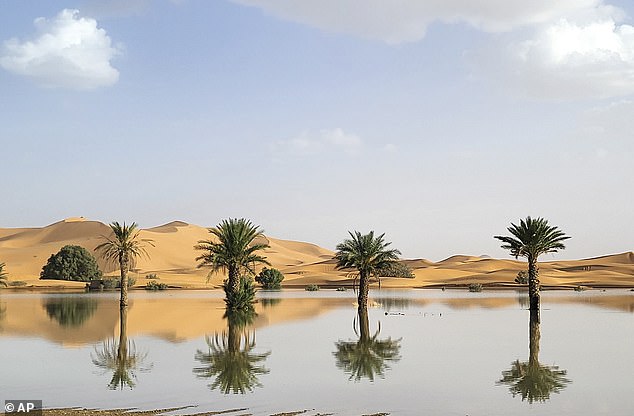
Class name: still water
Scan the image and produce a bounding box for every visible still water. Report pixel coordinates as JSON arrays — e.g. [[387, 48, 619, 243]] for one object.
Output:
[[1, 289, 633, 415]]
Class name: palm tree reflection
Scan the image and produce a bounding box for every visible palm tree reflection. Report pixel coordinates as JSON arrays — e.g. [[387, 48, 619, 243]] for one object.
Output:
[[497, 311, 570, 403], [334, 307, 401, 381], [92, 307, 151, 389], [193, 309, 270, 394]]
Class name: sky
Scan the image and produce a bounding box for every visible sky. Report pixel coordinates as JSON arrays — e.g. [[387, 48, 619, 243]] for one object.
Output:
[[1, 0, 633, 261]]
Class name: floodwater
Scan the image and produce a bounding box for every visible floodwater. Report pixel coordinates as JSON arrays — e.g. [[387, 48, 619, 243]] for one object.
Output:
[[1, 289, 633, 416]]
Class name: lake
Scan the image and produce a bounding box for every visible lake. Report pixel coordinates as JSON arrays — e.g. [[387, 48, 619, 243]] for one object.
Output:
[[1, 289, 633, 415]]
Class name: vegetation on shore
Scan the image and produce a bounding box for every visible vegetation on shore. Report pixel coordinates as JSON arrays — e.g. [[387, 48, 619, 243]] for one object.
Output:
[[40, 245, 102, 282]]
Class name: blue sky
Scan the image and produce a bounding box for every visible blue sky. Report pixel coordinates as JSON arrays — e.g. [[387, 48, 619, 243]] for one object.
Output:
[[1, 0, 633, 260]]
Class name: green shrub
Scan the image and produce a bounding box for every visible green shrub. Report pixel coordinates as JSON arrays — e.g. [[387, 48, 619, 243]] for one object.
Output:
[[145, 273, 159, 280], [515, 270, 529, 285], [305, 284, 320, 291], [468, 283, 483, 292], [255, 267, 284, 289], [8, 281, 27, 287], [224, 276, 256, 312], [145, 281, 168, 290], [574, 285, 587, 292], [40, 245, 102, 282], [379, 261, 415, 278], [101, 276, 135, 289]]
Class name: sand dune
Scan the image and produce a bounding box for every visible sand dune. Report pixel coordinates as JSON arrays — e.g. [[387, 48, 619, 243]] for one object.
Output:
[[0, 218, 632, 289]]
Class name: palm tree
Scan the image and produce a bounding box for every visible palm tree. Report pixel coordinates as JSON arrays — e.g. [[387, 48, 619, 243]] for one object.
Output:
[[193, 309, 270, 394], [0, 262, 8, 287], [92, 307, 152, 389], [334, 308, 401, 381], [195, 218, 270, 307], [335, 231, 401, 311], [95, 222, 154, 310], [494, 217, 569, 316], [497, 311, 570, 403]]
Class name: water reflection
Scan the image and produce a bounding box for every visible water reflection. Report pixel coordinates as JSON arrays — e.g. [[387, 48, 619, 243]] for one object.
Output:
[[91, 308, 151, 390], [193, 309, 271, 394], [44, 297, 97, 327], [260, 297, 282, 308], [497, 311, 571, 403], [374, 297, 412, 311], [333, 308, 401, 382]]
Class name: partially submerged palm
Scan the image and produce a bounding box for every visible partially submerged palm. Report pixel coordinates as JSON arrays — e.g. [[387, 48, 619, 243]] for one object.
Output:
[[193, 310, 270, 394], [335, 231, 401, 311], [95, 222, 154, 309], [494, 217, 569, 313], [195, 218, 270, 308]]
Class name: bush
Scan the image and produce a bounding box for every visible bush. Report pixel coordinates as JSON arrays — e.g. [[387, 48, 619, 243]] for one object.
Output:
[[515, 270, 529, 285], [224, 277, 256, 312], [145, 281, 168, 290], [8, 281, 27, 287], [40, 245, 102, 282], [101, 276, 135, 289], [379, 261, 415, 278], [305, 284, 320, 291], [145, 273, 159, 280], [255, 267, 284, 289], [468, 283, 483, 292]]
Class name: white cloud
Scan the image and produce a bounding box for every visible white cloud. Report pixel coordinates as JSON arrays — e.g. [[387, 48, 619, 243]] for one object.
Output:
[[506, 15, 634, 99], [1, 9, 120, 90], [271, 128, 362, 156], [232, 0, 599, 44]]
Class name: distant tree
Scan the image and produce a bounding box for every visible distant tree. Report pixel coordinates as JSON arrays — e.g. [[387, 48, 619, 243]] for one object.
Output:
[[378, 261, 414, 278], [335, 231, 401, 311], [494, 217, 570, 316], [515, 270, 529, 285], [255, 267, 284, 289], [195, 218, 270, 310], [0, 262, 7, 287], [95, 222, 154, 310], [40, 245, 102, 282]]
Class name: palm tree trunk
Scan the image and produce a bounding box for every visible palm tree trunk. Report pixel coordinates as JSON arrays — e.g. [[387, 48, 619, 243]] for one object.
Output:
[[528, 309, 540, 366], [358, 270, 369, 313], [527, 255, 540, 316], [228, 265, 240, 298], [358, 306, 370, 342], [118, 306, 128, 361], [119, 254, 129, 310]]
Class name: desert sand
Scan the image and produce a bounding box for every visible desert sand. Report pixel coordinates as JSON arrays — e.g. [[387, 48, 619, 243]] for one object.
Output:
[[0, 217, 632, 290]]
